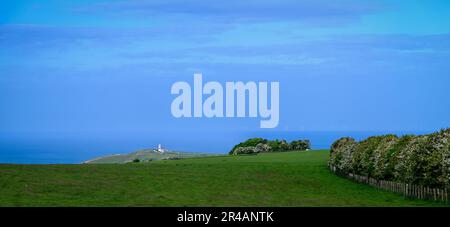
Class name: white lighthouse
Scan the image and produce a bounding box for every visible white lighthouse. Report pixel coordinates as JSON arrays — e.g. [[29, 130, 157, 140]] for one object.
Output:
[[157, 144, 166, 153]]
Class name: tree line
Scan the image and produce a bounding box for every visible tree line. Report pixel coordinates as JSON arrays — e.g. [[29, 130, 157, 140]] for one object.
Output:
[[230, 138, 311, 155], [329, 128, 450, 189]]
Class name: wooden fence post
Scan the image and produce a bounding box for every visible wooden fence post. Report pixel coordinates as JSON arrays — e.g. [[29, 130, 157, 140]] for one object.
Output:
[[446, 189, 448, 203], [329, 166, 449, 203]]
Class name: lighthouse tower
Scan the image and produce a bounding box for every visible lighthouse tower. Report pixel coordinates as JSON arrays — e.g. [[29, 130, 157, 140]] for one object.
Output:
[[157, 144, 165, 153]]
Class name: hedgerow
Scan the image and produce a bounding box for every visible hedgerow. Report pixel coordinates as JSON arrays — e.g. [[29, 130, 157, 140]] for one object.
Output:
[[230, 138, 311, 155], [329, 128, 450, 189]]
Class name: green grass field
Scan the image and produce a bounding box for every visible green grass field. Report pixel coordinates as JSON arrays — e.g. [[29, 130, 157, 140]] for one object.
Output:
[[0, 150, 447, 207]]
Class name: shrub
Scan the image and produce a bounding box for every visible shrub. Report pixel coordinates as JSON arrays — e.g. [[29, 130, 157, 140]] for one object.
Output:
[[279, 139, 290, 151], [232, 146, 259, 155], [255, 143, 272, 153], [267, 140, 282, 152], [394, 135, 428, 184], [290, 140, 311, 151], [371, 135, 398, 180], [329, 137, 357, 173], [229, 138, 267, 154]]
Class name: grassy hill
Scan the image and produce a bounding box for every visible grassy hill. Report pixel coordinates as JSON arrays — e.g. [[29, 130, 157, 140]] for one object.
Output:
[[0, 150, 448, 206], [84, 149, 218, 164]]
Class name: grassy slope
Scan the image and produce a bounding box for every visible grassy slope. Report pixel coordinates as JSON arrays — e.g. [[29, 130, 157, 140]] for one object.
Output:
[[85, 149, 218, 164], [0, 150, 447, 207]]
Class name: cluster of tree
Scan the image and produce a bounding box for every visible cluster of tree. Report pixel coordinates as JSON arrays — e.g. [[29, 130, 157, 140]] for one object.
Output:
[[329, 128, 450, 189], [230, 138, 311, 155]]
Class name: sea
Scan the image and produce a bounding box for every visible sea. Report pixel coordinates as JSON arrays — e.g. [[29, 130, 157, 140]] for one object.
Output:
[[0, 130, 431, 164]]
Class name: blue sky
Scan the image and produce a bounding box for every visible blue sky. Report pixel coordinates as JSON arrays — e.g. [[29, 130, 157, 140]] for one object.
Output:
[[1, 0, 450, 137]]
